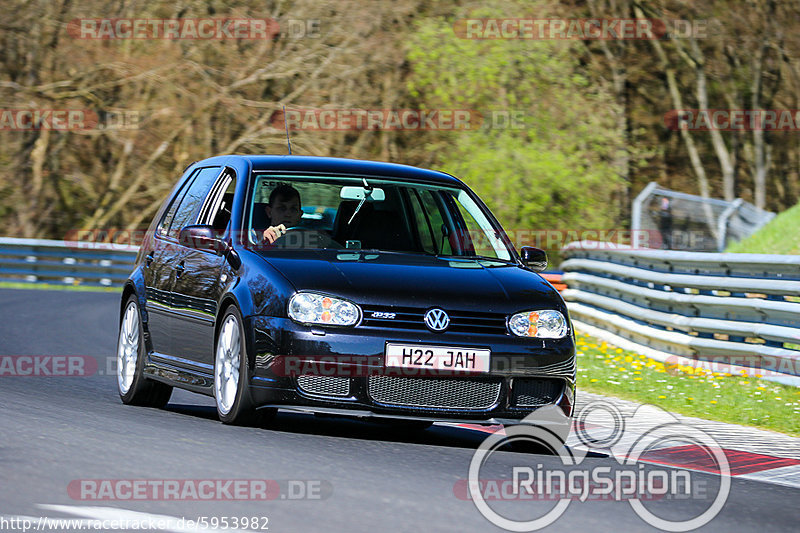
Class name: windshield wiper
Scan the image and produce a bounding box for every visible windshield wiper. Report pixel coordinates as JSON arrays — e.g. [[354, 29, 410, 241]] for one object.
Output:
[[347, 177, 373, 225], [439, 254, 511, 263]]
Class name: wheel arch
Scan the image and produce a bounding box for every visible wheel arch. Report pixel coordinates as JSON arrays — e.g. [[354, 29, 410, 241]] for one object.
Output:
[[215, 293, 241, 338], [214, 292, 258, 371], [121, 273, 147, 324], [120, 282, 137, 322], [120, 270, 153, 355]]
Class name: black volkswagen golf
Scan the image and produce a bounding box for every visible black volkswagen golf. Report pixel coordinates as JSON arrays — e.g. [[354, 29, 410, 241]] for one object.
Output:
[[117, 155, 575, 430]]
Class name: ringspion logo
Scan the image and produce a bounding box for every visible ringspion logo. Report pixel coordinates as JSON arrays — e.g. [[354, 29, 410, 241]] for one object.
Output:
[[465, 402, 730, 531]]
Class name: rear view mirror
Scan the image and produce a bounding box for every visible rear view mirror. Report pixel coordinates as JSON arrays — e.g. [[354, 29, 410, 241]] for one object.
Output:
[[340, 186, 385, 202], [520, 246, 547, 272]]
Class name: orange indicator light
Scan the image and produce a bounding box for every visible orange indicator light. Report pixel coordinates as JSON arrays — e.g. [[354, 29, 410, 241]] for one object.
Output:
[[527, 312, 539, 337]]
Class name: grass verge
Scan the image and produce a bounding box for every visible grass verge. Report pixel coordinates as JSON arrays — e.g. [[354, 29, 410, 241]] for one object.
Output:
[[0, 281, 119, 293], [726, 201, 800, 254], [575, 331, 800, 437]]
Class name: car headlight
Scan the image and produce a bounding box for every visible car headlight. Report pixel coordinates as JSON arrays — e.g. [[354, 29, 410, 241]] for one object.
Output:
[[508, 310, 568, 338], [288, 292, 361, 326]]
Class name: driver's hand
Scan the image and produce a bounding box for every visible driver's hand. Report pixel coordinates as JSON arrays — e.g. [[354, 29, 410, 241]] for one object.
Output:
[[263, 224, 287, 244]]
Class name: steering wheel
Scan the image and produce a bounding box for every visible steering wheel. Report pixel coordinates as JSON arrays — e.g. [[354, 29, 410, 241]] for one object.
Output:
[[277, 226, 339, 249]]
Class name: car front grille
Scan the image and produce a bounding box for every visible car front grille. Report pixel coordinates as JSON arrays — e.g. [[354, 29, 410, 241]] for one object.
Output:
[[534, 358, 577, 379], [512, 378, 564, 407], [296, 375, 350, 397], [367, 375, 502, 410], [360, 306, 507, 335]]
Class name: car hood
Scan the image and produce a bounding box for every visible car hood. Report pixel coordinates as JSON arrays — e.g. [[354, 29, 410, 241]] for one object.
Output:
[[256, 250, 564, 314]]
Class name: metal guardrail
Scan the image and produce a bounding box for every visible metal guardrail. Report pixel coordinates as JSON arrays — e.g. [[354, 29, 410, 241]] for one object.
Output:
[[0, 236, 568, 291], [541, 272, 565, 292], [4, 236, 798, 384], [0, 237, 138, 287], [561, 242, 800, 384]]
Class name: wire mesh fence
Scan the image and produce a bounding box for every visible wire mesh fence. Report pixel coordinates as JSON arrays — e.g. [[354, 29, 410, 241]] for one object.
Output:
[[631, 182, 775, 251]]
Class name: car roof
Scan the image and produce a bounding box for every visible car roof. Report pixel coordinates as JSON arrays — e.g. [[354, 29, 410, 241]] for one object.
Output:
[[196, 155, 465, 187]]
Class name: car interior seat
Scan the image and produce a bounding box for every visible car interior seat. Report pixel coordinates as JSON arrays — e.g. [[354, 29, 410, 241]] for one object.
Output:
[[211, 193, 234, 232], [251, 202, 270, 231], [333, 200, 416, 252]]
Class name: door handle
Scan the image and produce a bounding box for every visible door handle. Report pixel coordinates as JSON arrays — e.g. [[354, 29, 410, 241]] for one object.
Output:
[[145, 252, 154, 267], [175, 261, 185, 278]]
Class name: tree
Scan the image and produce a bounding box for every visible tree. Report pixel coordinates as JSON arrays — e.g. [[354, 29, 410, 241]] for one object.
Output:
[[406, 1, 626, 243]]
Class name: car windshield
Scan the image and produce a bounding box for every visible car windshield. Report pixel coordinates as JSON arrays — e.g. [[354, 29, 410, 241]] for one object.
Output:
[[246, 174, 513, 261]]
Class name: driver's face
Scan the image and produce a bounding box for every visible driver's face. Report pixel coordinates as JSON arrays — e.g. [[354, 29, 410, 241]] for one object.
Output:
[[266, 196, 301, 227]]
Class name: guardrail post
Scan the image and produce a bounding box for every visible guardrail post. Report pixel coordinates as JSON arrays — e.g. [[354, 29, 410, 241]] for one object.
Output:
[[631, 181, 659, 232]]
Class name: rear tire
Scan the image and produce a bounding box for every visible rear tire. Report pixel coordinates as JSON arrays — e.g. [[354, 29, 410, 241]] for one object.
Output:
[[117, 295, 172, 408], [214, 306, 276, 426]]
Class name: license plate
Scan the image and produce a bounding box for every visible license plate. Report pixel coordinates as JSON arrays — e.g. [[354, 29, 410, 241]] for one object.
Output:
[[385, 343, 491, 373]]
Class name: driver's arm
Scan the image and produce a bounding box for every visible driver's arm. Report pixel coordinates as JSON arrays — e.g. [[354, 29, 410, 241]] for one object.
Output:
[[263, 224, 287, 244]]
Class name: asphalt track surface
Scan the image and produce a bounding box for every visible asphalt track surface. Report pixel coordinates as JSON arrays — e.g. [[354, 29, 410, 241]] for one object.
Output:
[[0, 288, 797, 532]]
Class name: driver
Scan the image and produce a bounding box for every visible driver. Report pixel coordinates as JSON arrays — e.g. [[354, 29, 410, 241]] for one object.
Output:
[[262, 184, 302, 244]]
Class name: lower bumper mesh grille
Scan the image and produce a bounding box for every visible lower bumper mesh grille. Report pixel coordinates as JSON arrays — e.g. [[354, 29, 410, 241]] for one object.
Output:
[[367, 375, 501, 410], [297, 375, 350, 397], [512, 378, 564, 407]]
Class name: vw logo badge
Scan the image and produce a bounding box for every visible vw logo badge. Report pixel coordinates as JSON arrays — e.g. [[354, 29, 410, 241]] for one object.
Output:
[[424, 308, 450, 332]]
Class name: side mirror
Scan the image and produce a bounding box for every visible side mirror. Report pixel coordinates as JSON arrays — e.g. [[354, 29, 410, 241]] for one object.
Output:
[[179, 225, 225, 254], [179, 225, 242, 269], [520, 246, 547, 272]]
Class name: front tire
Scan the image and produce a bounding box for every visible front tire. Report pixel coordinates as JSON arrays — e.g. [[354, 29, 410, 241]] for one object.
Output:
[[214, 306, 275, 426], [117, 295, 172, 407]]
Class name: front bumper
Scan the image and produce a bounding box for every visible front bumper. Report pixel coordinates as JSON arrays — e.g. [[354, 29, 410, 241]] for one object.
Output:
[[245, 316, 577, 423]]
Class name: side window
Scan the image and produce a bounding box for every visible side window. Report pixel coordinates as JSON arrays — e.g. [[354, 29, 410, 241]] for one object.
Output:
[[407, 190, 436, 254], [156, 170, 198, 238], [166, 167, 223, 240], [418, 190, 453, 255], [197, 168, 235, 232], [449, 190, 510, 260]]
